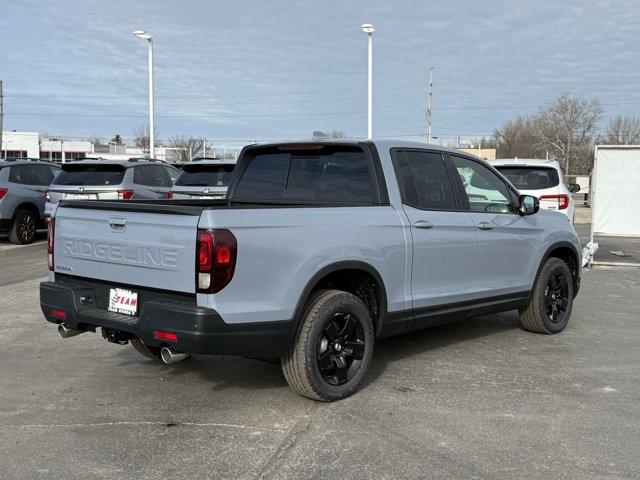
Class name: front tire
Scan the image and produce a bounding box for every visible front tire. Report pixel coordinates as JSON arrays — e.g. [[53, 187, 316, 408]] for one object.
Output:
[[9, 209, 37, 244], [130, 338, 162, 361], [519, 257, 574, 334], [281, 290, 374, 401]]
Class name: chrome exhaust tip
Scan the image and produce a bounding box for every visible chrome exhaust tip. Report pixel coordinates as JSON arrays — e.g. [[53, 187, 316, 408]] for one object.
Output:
[[58, 324, 83, 339], [160, 347, 190, 364]]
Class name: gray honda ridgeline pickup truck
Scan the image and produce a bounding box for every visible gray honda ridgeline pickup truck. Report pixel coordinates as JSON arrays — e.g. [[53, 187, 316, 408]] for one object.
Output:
[[40, 140, 581, 401]]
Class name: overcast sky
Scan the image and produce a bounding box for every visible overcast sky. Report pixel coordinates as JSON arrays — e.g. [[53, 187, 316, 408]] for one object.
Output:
[[1, 0, 639, 145]]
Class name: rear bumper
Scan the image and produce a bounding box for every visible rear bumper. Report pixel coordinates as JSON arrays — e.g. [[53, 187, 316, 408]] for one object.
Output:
[[40, 281, 295, 357], [0, 218, 10, 233]]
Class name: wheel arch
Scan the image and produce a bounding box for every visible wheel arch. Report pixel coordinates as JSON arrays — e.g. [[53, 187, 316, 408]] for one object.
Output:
[[12, 201, 41, 222], [292, 261, 388, 336], [530, 241, 581, 301]]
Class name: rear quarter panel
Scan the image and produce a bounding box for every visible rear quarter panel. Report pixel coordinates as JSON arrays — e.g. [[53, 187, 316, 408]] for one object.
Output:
[[198, 205, 411, 324]]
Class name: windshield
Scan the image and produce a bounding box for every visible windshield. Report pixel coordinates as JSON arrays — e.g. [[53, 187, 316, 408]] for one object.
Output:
[[174, 164, 235, 187], [495, 166, 559, 190], [52, 164, 126, 186]]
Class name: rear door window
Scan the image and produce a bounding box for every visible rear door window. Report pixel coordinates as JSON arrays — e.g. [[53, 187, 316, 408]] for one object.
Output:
[[52, 164, 126, 186], [233, 146, 375, 204], [394, 150, 457, 210], [175, 164, 235, 187], [494, 166, 559, 190]]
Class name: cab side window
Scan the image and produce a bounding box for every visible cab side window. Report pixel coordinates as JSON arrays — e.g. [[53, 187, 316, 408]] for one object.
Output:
[[393, 150, 457, 210], [451, 156, 514, 214]]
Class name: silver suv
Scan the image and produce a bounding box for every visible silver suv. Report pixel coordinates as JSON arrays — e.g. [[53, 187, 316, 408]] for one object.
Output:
[[0, 159, 61, 244], [46, 159, 180, 216], [169, 158, 236, 199]]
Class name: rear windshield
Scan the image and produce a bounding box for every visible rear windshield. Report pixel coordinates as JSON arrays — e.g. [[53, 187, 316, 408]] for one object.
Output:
[[174, 164, 235, 187], [495, 166, 559, 190], [52, 164, 126, 186], [233, 145, 375, 204]]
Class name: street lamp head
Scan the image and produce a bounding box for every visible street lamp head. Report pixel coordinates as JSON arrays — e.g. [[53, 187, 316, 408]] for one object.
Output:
[[361, 23, 375, 35], [134, 30, 153, 41]]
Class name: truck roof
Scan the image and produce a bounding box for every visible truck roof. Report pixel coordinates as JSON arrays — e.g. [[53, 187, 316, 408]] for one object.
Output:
[[489, 158, 561, 168], [246, 139, 477, 157]]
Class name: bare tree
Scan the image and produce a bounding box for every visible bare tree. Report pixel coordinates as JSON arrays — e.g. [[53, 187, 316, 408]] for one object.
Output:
[[133, 125, 161, 153], [88, 135, 104, 146], [535, 95, 601, 174], [168, 136, 204, 162], [330, 130, 347, 139], [601, 115, 640, 145], [493, 116, 544, 159]]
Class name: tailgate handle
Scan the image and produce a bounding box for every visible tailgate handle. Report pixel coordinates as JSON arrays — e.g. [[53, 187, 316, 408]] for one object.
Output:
[[108, 216, 127, 231]]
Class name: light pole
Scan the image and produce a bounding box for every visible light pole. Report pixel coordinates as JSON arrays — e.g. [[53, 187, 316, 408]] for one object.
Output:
[[134, 30, 155, 159], [361, 23, 374, 139]]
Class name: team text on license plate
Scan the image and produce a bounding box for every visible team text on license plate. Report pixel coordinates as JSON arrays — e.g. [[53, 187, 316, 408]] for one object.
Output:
[[108, 288, 138, 316]]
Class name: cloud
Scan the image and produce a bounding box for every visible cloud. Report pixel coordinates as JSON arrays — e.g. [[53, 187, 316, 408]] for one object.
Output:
[[2, 0, 640, 143]]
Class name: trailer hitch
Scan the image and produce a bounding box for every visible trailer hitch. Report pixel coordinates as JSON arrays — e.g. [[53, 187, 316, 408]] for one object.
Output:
[[101, 328, 132, 345]]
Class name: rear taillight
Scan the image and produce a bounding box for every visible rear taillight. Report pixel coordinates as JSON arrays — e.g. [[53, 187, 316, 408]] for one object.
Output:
[[45, 189, 51, 202], [166, 191, 174, 199], [196, 229, 237, 293], [539, 194, 570, 210], [47, 218, 55, 271], [0, 188, 8, 200], [117, 189, 134, 200]]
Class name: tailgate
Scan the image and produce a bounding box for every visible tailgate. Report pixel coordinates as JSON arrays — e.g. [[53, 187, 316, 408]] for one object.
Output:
[[53, 203, 200, 293]]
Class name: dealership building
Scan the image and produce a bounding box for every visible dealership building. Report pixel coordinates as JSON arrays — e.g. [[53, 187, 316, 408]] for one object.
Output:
[[1, 131, 94, 161]]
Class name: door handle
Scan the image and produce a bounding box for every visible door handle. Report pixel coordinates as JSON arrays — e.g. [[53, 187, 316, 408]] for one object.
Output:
[[414, 220, 434, 229], [477, 222, 494, 230]]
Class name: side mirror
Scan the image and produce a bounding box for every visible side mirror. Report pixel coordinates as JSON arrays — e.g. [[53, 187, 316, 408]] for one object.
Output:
[[568, 183, 581, 193], [518, 194, 539, 216]]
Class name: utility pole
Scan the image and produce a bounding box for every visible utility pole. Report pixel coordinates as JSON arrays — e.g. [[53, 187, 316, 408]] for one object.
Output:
[[0, 81, 4, 158], [426, 67, 434, 143]]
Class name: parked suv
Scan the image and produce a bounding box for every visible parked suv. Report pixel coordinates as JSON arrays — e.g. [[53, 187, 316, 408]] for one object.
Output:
[[489, 159, 580, 222], [0, 159, 61, 244], [45, 159, 180, 217], [169, 158, 236, 199], [41, 141, 582, 401]]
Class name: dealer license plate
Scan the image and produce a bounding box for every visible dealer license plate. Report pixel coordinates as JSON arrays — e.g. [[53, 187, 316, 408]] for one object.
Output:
[[108, 288, 138, 316]]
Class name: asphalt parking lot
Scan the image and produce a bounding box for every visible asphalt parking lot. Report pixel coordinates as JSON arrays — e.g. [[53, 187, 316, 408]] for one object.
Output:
[[1, 234, 639, 479]]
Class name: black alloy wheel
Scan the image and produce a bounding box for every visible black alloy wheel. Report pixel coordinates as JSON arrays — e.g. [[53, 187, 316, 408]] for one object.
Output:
[[544, 269, 570, 324], [9, 210, 37, 244], [316, 311, 366, 386]]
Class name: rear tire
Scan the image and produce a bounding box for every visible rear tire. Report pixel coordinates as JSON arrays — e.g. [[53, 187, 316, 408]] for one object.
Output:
[[130, 338, 162, 361], [518, 257, 574, 334], [9, 209, 37, 245], [281, 289, 374, 401]]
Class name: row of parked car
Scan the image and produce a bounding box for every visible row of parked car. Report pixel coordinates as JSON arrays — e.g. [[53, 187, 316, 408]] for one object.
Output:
[[0, 157, 236, 244], [1, 152, 580, 245]]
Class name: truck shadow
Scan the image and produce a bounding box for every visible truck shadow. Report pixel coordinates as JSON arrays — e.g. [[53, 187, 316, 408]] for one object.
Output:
[[118, 311, 520, 396], [362, 311, 520, 389]]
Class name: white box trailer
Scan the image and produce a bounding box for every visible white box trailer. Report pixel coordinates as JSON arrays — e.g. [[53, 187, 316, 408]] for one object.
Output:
[[591, 146, 640, 239]]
